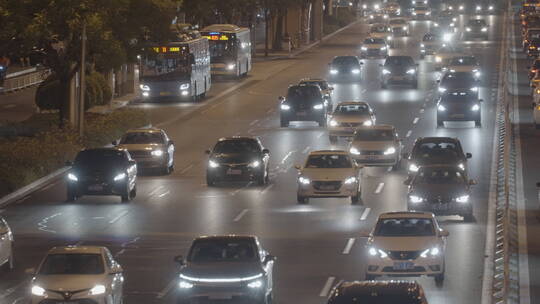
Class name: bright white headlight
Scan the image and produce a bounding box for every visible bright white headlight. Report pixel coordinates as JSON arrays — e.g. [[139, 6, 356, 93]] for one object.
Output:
[[363, 120, 373, 126], [349, 147, 360, 155], [466, 27, 471, 32], [179, 281, 194, 289], [330, 120, 338, 127], [458, 163, 465, 170], [409, 163, 419, 172], [456, 195, 470, 203], [247, 280, 263, 288], [409, 195, 424, 203], [180, 83, 190, 90], [420, 43, 425, 47], [361, 46, 367, 51], [67, 173, 78, 182], [31, 285, 46, 296], [249, 160, 260, 168], [407, 69, 416, 74], [470, 87, 478, 92], [382, 69, 391, 74], [435, 56, 442, 63], [113, 173, 126, 181], [471, 104, 480, 111], [438, 87, 447, 93], [344, 176, 357, 184], [438, 104, 446, 111], [151, 150, 163, 157], [313, 103, 324, 110], [330, 69, 338, 74], [298, 176, 311, 185], [208, 160, 219, 168], [352, 69, 361, 74], [139, 84, 150, 91], [281, 104, 290, 110], [384, 147, 396, 155], [89, 284, 106, 295], [380, 46, 387, 50], [227, 63, 236, 70], [481, 27, 488, 32]]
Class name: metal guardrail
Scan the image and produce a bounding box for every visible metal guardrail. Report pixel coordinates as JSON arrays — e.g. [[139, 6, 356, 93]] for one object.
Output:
[[0, 68, 50, 94]]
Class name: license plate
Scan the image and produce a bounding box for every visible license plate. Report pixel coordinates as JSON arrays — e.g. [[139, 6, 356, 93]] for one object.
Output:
[[366, 155, 379, 160], [432, 204, 448, 210], [227, 169, 242, 175], [320, 185, 336, 190], [394, 76, 404, 80], [160, 92, 172, 96], [393, 262, 414, 270], [297, 111, 307, 116], [88, 185, 103, 191], [209, 294, 233, 300], [451, 114, 465, 118]]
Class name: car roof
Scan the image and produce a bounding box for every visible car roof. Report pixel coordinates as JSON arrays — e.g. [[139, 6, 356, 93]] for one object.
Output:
[[415, 136, 459, 143], [331, 280, 424, 299], [48, 246, 105, 255], [355, 124, 395, 131], [379, 211, 435, 219], [218, 136, 258, 142], [299, 78, 327, 83], [193, 235, 257, 242], [309, 150, 349, 155], [336, 101, 370, 106], [125, 127, 163, 133], [81, 147, 123, 153]]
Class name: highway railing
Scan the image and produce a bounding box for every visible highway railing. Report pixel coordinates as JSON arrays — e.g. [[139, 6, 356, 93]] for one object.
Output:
[[0, 67, 50, 94]]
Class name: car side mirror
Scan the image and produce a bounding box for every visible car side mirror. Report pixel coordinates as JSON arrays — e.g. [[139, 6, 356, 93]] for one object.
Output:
[[262, 148, 270, 154], [436, 80, 440, 83], [65, 161, 73, 166], [360, 61, 364, 65], [469, 179, 477, 185], [174, 255, 186, 265], [479, 99, 484, 103], [264, 255, 276, 264], [110, 265, 123, 275], [205, 149, 211, 155], [278, 96, 286, 102], [466, 153, 472, 159], [294, 165, 301, 170], [439, 229, 450, 237]]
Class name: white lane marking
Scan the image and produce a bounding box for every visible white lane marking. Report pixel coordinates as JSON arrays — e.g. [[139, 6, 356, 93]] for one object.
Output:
[[406, 130, 412, 137], [360, 208, 371, 220], [319, 277, 336, 297], [412, 117, 419, 124], [233, 209, 249, 222], [281, 151, 294, 164], [387, 167, 392, 172], [250, 119, 259, 126], [109, 210, 129, 224], [148, 186, 165, 197], [342, 238, 356, 254], [260, 184, 274, 194], [266, 108, 273, 114], [318, 132, 324, 138], [302, 146, 311, 154], [37, 213, 61, 233], [156, 279, 178, 299], [180, 164, 194, 175], [158, 190, 170, 198], [374, 182, 384, 194]]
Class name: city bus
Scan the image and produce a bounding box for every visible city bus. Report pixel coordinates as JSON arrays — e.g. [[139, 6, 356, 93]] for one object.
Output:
[[139, 31, 211, 102], [200, 24, 252, 78]]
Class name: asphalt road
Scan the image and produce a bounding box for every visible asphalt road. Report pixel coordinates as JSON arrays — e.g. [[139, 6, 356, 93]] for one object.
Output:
[[0, 13, 505, 304]]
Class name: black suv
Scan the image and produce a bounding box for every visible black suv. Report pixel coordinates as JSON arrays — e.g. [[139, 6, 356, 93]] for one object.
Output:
[[327, 281, 428, 304], [405, 165, 477, 222], [381, 56, 418, 89], [175, 235, 276, 304], [279, 84, 328, 127], [463, 19, 488, 40], [205, 137, 270, 186], [437, 92, 483, 127], [403, 137, 472, 176], [437, 71, 479, 98], [328, 56, 363, 81], [66, 148, 138, 202]]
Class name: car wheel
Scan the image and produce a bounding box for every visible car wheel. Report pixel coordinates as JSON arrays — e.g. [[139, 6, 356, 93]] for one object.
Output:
[[365, 274, 377, 280], [463, 213, 475, 222], [329, 136, 338, 143], [257, 174, 266, 186], [437, 119, 444, 128], [392, 160, 401, 171], [206, 175, 216, 187], [318, 118, 327, 127], [536, 123, 540, 129], [297, 195, 309, 204], [280, 119, 289, 128], [475, 120, 482, 127], [381, 82, 387, 89], [130, 186, 137, 199], [412, 80, 418, 89], [434, 272, 445, 285], [3, 250, 14, 271], [66, 188, 77, 202], [121, 192, 130, 203], [420, 54, 425, 59], [351, 192, 360, 204]]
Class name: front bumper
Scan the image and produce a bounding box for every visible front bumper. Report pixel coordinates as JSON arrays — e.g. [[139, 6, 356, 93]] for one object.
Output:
[[408, 201, 473, 216], [464, 31, 488, 39], [68, 180, 127, 196], [281, 111, 325, 123], [177, 283, 266, 303], [383, 74, 416, 84], [438, 110, 481, 122], [207, 165, 264, 182], [297, 180, 358, 198], [366, 253, 444, 277], [412, 14, 430, 20], [352, 153, 398, 166], [31, 294, 107, 304]]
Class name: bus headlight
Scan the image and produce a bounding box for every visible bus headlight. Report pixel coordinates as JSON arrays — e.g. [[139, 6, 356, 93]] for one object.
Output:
[[139, 84, 150, 91], [180, 83, 190, 90], [227, 63, 236, 70]]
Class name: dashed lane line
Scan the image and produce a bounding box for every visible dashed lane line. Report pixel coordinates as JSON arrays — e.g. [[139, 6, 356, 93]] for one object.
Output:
[[260, 184, 274, 194], [158, 190, 170, 198], [109, 210, 129, 224], [406, 130, 412, 138], [250, 119, 259, 126], [413, 117, 419, 124], [302, 146, 311, 154], [180, 164, 194, 175], [360, 208, 371, 220], [233, 209, 249, 222], [374, 182, 384, 194], [319, 277, 336, 297], [342, 238, 356, 254]]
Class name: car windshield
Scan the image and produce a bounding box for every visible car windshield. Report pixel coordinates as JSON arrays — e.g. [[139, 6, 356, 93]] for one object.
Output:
[[364, 38, 385, 44], [449, 56, 478, 66], [414, 167, 465, 184], [354, 129, 394, 141], [189, 239, 258, 262], [300, 80, 328, 90], [413, 142, 460, 159], [39, 254, 105, 275], [287, 86, 322, 102], [335, 104, 370, 115], [305, 154, 352, 168], [75, 150, 126, 166], [385, 56, 414, 66], [415, 6, 428, 10], [213, 139, 260, 154], [374, 218, 435, 236], [332, 57, 358, 66], [468, 19, 486, 26], [371, 26, 388, 33], [442, 72, 476, 86], [390, 19, 406, 24], [120, 132, 164, 144]]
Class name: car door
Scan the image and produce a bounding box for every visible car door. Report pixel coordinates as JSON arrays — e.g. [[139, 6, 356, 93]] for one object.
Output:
[[259, 248, 273, 293], [0, 219, 10, 264], [104, 249, 123, 304]]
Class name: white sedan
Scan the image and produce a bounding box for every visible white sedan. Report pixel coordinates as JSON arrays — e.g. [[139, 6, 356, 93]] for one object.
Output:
[[349, 125, 402, 170], [0, 217, 13, 271]]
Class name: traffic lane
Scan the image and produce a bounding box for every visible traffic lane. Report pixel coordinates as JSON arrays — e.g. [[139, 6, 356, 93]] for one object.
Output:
[[0, 87, 38, 124]]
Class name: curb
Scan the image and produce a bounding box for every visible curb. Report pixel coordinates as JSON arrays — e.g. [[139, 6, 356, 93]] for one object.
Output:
[[0, 167, 69, 208]]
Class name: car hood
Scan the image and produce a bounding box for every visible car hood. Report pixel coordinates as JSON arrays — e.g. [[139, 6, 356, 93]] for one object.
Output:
[[412, 155, 462, 166], [447, 65, 475, 72], [371, 236, 439, 251], [33, 274, 106, 291], [181, 262, 264, 279], [410, 183, 468, 198], [117, 143, 164, 151], [386, 65, 414, 73], [351, 140, 395, 150], [211, 153, 260, 164], [331, 114, 372, 123], [365, 43, 385, 49], [300, 168, 357, 180]]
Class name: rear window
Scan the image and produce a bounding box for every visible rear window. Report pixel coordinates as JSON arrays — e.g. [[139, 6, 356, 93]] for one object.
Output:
[[335, 104, 370, 115]]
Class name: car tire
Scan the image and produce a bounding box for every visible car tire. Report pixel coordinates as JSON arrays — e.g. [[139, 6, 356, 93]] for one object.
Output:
[[297, 195, 309, 204], [130, 186, 137, 199], [257, 174, 266, 186], [329, 136, 338, 143], [365, 274, 377, 280], [3, 250, 14, 271], [420, 54, 425, 59], [475, 120, 482, 127], [351, 192, 360, 204], [392, 159, 401, 171], [381, 82, 387, 89], [536, 123, 540, 129], [437, 119, 444, 128], [434, 272, 445, 285], [280, 119, 289, 128], [463, 213, 475, 222], [207, 175, 216, 187], [412, 80, 418, 89], [66, 188, 77, 202]]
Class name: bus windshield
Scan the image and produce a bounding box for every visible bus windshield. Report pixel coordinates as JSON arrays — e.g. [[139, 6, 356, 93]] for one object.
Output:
[[209, 40, 236, 58], [141, 47, 191, 79]]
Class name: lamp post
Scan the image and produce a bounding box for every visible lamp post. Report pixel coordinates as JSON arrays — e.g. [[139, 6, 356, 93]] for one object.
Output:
[[79, 20, 87, 137]]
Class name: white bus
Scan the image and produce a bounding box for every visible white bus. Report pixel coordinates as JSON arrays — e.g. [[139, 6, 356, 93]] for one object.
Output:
[[201, 24, 252, 78]]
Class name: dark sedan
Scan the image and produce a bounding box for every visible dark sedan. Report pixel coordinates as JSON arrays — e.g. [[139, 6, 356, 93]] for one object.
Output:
[[437, 72, 479, 98], [405, 165, 477, 221], [175, 235, 276, 304], [206, 137, 270, 186], [381, 56, 418, 89], [327, 280, 428, 304], [404, 137, 472, 176], [437, 92, 483, 127], [66, 148, 138, 202]]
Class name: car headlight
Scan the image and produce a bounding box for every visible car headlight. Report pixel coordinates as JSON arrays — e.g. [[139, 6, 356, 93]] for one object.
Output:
[[420, 247, 440, 257], [476, 5, 481, 10], [368, 247, 388, 258], [387, 36, 393, 41], [382, 69, 391, 75], [456, 195, 470, 203], [380, 46, 387, 50], [438, 104, 446, 111], [470, 87, 478, 92], [180, 83, 190, 90], [384, 15, 389, 19], [179, 281, 194, 289], [344, 176, 357, 184], [459, 5, 464, 10], [139, 84, 150, 91], [113, 173, 127, 181], [352, 69, 361, 74], [227, 63, 236, 70], [31, 285, 46, 296], [443, 33, 453, 42], [363, 120, 373, 126], [361, 46, 367, 51], [67, 173, 78, 182], [420, 43, 425, 48], [409, 195, 424, 203], [458, 163, 465, 170], [313, 103, 324, 110], [330, 69, 338, 74], [249, 160, 260, 168], [151, 150, 164, 157], [208, 160, 220, 168], [349, 147, 360, 155], [384, 147, 396, 155], [89, 285, 106, 296], [426, 11, 431, 15], [489, 6, 494, 10], [409, 163, 419, 172], [370, 15, 374, 19], [330, 120, 338, 127], [466, 27, 471, 32], [434, 23, 439, 27], [471, 104, 480, 111], [438, 87, 447, 93], [298, 176, 311, 185], [435, 56, 442, 63], [412, 12, 417, 15], [481, 27, 488, 32], [281, 104, 290, 111], [247, 280, 263, 288], [403, 26, 407, 31], [407, 69, 416, 74], [450, 22, 455, 27]]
